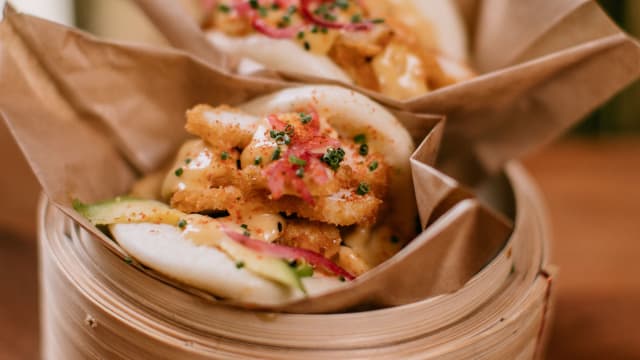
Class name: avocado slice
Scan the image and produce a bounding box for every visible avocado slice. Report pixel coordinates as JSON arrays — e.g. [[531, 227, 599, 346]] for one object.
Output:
[[217, 237, 304, 292], [74, 198, 303, 292], [73, 197, 184, 226]]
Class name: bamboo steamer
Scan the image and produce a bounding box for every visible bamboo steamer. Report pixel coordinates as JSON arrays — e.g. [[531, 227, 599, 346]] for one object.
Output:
[[38, 163, 554, 359]]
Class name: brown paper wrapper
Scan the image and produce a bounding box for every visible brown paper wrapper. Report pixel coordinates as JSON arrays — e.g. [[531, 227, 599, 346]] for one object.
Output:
[[0, 7, 508, 311], [135, 0, 640, 185]]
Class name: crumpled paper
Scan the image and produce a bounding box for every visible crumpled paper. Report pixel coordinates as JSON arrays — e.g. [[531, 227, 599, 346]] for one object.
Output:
[[0, 7, 508, 311]]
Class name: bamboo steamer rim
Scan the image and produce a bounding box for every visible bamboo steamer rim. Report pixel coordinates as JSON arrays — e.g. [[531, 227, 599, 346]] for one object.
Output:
[[39, 163, 553, 358]]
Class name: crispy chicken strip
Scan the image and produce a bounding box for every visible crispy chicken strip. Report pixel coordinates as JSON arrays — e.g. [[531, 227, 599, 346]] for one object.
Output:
[[275, 191, 382, 226], [170, 186, 243, 214], [276, 219, 342, 259], [186, 105, 259, 149]]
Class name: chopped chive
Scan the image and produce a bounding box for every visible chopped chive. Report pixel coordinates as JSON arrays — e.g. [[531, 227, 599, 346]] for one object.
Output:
[[221, 151, 230, 160], [371, 18, 385, 24], [178, 219, 187, 229], [303, 41, 311, 51], [311, 25, 319, 33], [185, 158, 192, 164], [240, 224, 248, 229], [289, 155, 307, 166], [272, 147, 281, 160], [249, 0, 259, 9], [356, 182, 370, 196], [322, 147, 345, 170], [299, 112, 312, 124], [243, 229, 251, 236], [320, 26, 328, 34], [297, 31, 305, 39], [353, 133, 366, 144], [351, 14, 362, 23], [368, 160, 379, 171], [174, 167, 184, 177], [254, 156, 262, 165], [284, 124, 295, 134], [339, 275, 345, 282], [124, 256, 133, 264], [335, 0, 349, 10], [271, 3, 280, 10], [359, 143, 369, 156], [236, 261, 245, 269], [277, 222, 283, 232], [218, 4, 231, 13]]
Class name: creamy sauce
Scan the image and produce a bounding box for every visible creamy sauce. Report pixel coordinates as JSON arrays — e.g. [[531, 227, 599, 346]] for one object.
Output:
[[343, 225, 399, 268], [182, 213, 285, 246], [240, 120, 280, 168], [161, 140, 234, 199], [372, 41, 428, 100], [295, 29, 339, 55]]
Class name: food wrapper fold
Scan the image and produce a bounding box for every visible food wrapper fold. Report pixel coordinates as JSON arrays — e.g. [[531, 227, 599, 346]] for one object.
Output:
[[135, 0, 640, 185], [0, 8, 509, 311]]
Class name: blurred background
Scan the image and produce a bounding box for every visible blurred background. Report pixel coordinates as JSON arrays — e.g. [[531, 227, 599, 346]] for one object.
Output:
[[0, 1, 638, 359]]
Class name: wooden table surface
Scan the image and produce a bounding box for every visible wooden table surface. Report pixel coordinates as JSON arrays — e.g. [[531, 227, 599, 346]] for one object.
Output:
[[1, 138, 639, 360]]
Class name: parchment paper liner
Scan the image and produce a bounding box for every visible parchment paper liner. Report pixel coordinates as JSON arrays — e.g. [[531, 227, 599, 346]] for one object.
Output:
[[134, 0, 640, 185], [0, 8, 509, 312]]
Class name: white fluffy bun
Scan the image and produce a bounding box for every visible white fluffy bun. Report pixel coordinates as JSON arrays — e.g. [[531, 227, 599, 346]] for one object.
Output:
[[111, 223, 342, 306], [207, 31, 352, 82], [240, 85, 417, 237]]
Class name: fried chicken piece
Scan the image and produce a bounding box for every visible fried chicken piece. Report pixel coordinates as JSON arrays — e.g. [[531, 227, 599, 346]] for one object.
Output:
[[170, 186, 243, 214], [274, 190, 382, 226], [276, 219, 342, 259], [328, 25, 394, 91], [186, 105, 259, 149]]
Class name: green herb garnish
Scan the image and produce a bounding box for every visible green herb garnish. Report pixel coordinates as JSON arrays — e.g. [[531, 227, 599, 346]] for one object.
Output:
[[368, 160, 378, 171], [356, 182, 370, 195], [272, 147, 282, 160], [289, 155, 307, 166], [321, 147, 345, 170], [218, 4, 231, 13], [359, 143, 369, 156], [351, 14, 362, 23], [236, 261, 245, 269], [299, 112, 312, 124], [178, 219, 187, 229], [174, 167, 184, 177], [185, 158, 192, 164], [353, 133, 366, 144], [221, 151, 230, 160], [254, 156, 262, 165], [335, 0, 349, 10]]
